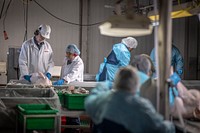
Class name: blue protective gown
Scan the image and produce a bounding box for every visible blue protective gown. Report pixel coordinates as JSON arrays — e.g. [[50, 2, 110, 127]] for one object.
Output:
[[85, 82, 175, 133], [96, 43, 131, 81], [150, 45, 184, 77]]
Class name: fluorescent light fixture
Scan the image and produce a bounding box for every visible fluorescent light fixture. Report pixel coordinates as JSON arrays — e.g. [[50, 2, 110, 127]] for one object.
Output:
[[148, 1, 200, 21], [152, 21, 159, 26], [149, 10, 192, 21], [99, 14, 153, 37]]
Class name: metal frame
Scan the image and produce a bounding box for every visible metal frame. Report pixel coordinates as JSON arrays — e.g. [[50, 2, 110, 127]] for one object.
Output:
[[16, 111, 59, 133], [58, 107, 92, 133], [173, 119, 200, 133]]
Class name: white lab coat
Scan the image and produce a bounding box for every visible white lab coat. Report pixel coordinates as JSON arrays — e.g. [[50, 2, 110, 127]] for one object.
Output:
[[19, 37, 54, 79], [60, 56, 84, 83]]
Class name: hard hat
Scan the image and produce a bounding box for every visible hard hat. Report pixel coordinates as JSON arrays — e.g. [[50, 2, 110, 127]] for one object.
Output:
[[121, 37, 138, 49], [66, 44, 80, 55], [38, 24, 51, 39]]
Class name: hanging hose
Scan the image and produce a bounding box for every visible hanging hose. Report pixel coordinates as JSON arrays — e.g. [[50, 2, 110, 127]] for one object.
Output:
[[2, 0, 13, 40], [0, 0, 6, 19]]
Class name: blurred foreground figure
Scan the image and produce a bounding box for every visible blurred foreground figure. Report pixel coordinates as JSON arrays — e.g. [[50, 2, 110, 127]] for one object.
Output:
[[85, 66, 175, 133]]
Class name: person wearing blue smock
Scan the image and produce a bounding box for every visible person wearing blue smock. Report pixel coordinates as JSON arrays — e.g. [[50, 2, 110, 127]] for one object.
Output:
[[150, 44, 184, 78], [96, 37, 138, 82], [131, 55, 157, 108], [85, 66, 175, 133]]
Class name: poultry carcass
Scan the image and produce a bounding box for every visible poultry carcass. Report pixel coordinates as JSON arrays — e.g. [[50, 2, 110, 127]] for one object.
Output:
[[30, 72, 52, 87]]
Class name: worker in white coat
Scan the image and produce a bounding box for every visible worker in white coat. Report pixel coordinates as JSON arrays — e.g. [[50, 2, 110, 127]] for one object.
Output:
[[53, 44, 84, 85], [19, 24, 54, 82]]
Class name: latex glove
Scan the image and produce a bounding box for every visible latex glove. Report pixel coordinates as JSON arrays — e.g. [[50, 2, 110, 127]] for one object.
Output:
[[170, 72, 181, 86], [53, 79, 65, 85], [24, 75, 32, 82], [46, 72, 52, 80]]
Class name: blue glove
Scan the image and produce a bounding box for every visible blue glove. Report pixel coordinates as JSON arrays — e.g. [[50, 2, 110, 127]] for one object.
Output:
[[46, 72, 52, 79], [170, 72, 181, 86], [24, 75, 32, 82], [53, 79, 65, 85]]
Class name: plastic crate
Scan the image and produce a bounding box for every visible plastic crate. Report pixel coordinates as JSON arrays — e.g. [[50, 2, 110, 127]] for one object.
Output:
[[57, 91, 64, 106], [64, 94, 88, 110], [17, 104, 58, 130]]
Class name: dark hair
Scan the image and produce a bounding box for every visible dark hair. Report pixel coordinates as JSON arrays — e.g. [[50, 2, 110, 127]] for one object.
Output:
[[34, 27, 42, 36]]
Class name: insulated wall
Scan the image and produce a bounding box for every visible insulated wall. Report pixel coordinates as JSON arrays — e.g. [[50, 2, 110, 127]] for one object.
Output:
[[0, 0, 198, 84]]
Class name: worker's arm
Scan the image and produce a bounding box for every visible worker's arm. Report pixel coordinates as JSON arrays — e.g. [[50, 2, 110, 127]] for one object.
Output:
[[141, 99, 175, 133], [84, 81, 112, 124]]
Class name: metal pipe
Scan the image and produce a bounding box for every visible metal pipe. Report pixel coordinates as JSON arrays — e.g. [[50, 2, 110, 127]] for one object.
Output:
[[153, 0, 159, 112], [79, 0, 83, 55], [157, 0, 172, 120]]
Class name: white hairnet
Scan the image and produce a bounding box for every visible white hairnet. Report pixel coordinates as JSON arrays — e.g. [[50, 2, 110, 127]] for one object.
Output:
[[66, 44, 80, 55], [121, 37, 138, 49], [39, 24, 51, 39]]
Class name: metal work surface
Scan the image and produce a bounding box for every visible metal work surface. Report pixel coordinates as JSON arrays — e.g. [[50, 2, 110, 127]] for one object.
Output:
[[7, 80, 97, 89], [60, 107, 86, 117]]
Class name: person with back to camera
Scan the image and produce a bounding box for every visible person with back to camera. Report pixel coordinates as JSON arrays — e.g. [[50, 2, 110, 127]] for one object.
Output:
[[19, 24, 54, 82], [131, 54, 157, 108], [150, 44, 184, 78], [85, 66, 175, 133], [96, 37, 138, 82]]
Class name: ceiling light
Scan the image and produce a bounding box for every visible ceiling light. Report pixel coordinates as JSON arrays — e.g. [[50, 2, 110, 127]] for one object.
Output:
[[99, 14, 153, 37], [148, 1, 200, 21], [152, 21, 159, 26], [99, 0, 153, 37]]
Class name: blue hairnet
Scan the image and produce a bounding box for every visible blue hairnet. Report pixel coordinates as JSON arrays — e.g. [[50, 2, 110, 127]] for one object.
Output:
[[66, 44, 80, 55]]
